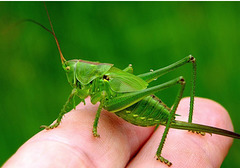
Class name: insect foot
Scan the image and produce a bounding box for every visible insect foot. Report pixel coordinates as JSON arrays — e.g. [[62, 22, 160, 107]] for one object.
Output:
[[188, 130, 206, 136], [156, 155, 172, 167], [92, 128, 100, 138], [40, 122, 60, 130]]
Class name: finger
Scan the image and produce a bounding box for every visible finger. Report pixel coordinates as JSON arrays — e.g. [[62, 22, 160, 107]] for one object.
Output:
[[127, 97, 234, 168], [3, 97, 155, 168]]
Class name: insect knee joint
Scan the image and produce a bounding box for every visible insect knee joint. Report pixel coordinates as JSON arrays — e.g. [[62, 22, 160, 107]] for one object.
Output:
[[188, 55, 196, 63], [178, 76, 185, 85]]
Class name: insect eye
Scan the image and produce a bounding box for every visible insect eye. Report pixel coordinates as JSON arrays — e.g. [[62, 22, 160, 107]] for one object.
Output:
[[66, 66, 70, 71], [103, 75, 110, 81]]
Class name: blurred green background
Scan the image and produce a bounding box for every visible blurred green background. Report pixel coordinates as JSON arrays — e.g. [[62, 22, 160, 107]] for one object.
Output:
[[1, 1, 240, 166]]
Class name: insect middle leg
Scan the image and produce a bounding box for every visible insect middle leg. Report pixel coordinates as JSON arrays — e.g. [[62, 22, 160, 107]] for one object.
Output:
[[138, 55, 196, 123], [92, 102, 103, 137], [91, 89, 108, 137]]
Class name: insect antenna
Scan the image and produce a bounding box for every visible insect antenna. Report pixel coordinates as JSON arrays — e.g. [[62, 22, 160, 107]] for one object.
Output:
[[44, 2, 66, 64], [17, 3, 66, 64], [17, 19, 54, 35]]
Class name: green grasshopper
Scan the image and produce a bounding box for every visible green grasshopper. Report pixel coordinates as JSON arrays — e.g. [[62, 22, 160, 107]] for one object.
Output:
[[30, 4, 240, 166]]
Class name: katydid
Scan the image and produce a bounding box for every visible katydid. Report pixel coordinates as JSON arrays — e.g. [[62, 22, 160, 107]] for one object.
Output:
[[28, 4, 240, 166]]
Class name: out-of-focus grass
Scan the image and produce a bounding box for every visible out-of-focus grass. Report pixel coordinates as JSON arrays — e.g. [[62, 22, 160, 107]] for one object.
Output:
[[1, 2, 240, 166]]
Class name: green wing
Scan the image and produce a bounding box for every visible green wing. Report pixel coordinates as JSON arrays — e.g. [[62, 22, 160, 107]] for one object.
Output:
[[106, 67, 148, 92], [76, 61, 113, 85]]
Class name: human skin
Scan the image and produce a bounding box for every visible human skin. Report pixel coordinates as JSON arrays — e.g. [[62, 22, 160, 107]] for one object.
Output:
[[3, 97, 234, 168]]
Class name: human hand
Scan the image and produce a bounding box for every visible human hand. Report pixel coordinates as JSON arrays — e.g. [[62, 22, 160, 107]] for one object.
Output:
[[3, 97, 234, 168]]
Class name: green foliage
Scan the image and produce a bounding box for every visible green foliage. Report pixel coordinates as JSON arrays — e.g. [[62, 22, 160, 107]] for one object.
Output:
[[0, 2, 240, 166]]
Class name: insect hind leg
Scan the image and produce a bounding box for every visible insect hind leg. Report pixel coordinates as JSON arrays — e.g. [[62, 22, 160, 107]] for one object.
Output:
[[155, 77, 186, 167]]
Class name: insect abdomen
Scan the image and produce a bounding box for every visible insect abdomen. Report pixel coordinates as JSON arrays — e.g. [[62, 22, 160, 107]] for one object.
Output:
[[115, 95, 171, 127]]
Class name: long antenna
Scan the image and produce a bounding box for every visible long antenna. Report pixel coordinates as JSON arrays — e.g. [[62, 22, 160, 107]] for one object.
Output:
[[44, 2, 66, 63], [17, 19, 54, 35]]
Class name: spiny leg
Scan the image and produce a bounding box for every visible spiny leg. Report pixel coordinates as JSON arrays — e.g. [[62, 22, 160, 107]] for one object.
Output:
[[156, 77, 186, 167], [92, 102, 103, 137], [187, 59, 205, 135], [40, 88, 78, 130], [188, 58, 196, 123], [91, 89, 107, 137]]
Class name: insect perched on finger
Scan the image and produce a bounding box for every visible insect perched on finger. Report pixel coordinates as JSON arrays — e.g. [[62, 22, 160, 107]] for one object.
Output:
[[25, 3, 240, 167]]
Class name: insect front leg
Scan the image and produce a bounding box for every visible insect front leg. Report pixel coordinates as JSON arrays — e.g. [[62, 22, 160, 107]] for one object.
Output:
[[40, 88, 78, 130], [156, 77, 186, 167]]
